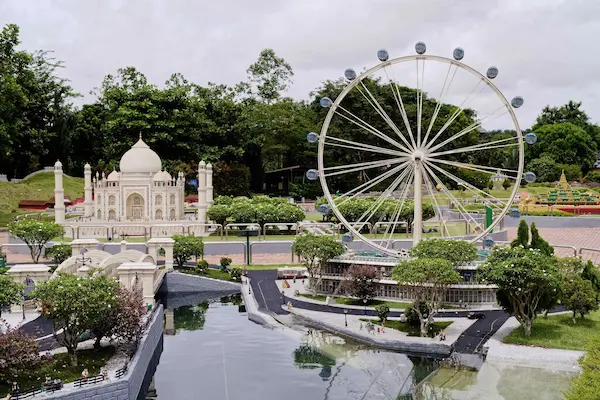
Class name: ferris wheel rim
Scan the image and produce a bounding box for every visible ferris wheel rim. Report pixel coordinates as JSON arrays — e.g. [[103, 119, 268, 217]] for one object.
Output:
[[316, 53, 524, 257]]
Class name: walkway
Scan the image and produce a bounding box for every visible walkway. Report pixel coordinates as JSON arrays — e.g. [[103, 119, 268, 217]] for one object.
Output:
[[246, 270, 511, 355]]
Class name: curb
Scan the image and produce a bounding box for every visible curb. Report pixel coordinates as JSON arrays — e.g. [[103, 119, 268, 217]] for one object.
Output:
[[288, 308, 453, 357]]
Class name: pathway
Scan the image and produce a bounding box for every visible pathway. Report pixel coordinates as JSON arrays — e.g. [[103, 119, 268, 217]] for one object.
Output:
[[246, 270, 510, 355]]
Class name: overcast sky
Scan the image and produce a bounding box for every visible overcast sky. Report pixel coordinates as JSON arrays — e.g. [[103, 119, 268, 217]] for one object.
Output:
[[1, 0, 599, 130]]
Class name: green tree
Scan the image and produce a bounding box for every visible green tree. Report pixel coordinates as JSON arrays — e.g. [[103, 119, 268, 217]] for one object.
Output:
[[206, 204, 231, 227], [0, 276, 24, 318], [479, 246, 561, 336], [375, 304, 390, 325], [510, 219, 529, 248], [173, 235, 205, 267], [526, 155, 562, 183], [245, 49, 294, 104], [533, 100, 600, 149], [220, 257, 232, 271], [45, 244, 72, 268], [529, 222, 553, 256], [409, 238, 477, 267], [174, 302, 209, 331], [527, 123, 597, 173], [292, 233, 345, 296], [8, 219, 64, 263], [581, 260, 600, 300], [392, 258, 460, 336], [561, 278, 598, 322], [32, 273, 119, 365]]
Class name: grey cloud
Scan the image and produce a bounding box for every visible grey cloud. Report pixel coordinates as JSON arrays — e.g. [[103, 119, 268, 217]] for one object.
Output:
[[1, 0, 599, 130]]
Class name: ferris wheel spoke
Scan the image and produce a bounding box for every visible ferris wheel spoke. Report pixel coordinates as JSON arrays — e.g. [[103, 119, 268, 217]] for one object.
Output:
[[325, 136, 406, 157], [335, 105, 407, 151], [350, 166, 412, 230], [383, 66, 417, 149], [356, 82, 414, 153], [427, 105, 508, 153], [421, 166, 450, 237], [422, 64, 459, 147], [381, 169, 414, 245], [424, 160, 511, 212], [423, 79, 487, 151], [422, 162, 485, 233], [427, 158, 519, 179], [417, 58, 426, 147], [323, 157, 407, 178], [428, 136, 519, 158], [335, 161, 410, 208]]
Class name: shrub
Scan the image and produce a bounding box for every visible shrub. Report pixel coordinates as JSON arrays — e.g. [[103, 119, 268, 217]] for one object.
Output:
[[220, 257, 232, 271], [375, 304, 390, 323], [196, 260, 209, 274], [230, 267, 243, 282], [404, 301, 430, 328], [45, 244, 72, 266], [173, 235, 205, 268], [585, 170, 600, 183]]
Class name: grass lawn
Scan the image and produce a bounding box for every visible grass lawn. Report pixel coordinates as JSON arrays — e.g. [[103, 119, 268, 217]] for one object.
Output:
[[0, 173, 84, 227], [503, 310, 600, 351], [298, 294, 411, 309], [235, 263, 301, 270], [0, 345, 114, 394], [175, 266, 239, 282], [360, 318, 453, 338]]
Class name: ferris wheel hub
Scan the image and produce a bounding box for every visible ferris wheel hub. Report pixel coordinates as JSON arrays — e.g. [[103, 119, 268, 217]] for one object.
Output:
[[412, 149, 426, 162]]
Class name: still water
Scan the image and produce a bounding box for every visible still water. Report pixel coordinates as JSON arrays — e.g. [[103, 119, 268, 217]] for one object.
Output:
[[149, 295, 438, 400], [146, 295, 576, 400]]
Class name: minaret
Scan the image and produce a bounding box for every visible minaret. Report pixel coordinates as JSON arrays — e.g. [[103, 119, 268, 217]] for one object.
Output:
[[197, 161, 207, 223], [206, 163, 214, 207], [54, 160, 65, 224], [84, 163, 93, 217]]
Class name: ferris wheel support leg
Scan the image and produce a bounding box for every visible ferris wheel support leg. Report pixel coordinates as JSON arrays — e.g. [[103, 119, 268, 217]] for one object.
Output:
[[413, 161, 423, 245]]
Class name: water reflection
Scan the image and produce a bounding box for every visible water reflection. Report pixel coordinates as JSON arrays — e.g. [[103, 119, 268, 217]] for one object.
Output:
[[148, 295, 440, 399]]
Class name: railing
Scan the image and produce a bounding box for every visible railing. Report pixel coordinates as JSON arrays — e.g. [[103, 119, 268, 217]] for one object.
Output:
[[73, 374, 106, 388], [223, 223, 261, 239], [262, 222, 299, 240], [115, 364, 128, 379], [11, 383, 63, 399], [188, 223, 223, 239]]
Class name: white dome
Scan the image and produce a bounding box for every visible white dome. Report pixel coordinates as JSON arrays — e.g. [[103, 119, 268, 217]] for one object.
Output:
[[119, 139, 161, 174], [153, 171, 172, 181], [107, 170, 120, 181]]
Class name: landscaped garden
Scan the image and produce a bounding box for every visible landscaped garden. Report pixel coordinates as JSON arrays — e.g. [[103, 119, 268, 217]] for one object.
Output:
[[360, 318, 453, 338], [503, 310, 600, 351]]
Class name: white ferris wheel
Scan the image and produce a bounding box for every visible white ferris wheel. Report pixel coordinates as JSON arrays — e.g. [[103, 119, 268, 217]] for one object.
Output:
[[306, 42, 537, 258]]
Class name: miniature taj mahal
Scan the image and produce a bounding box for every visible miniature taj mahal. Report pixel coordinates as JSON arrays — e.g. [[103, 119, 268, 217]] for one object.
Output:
[[52, 134, 214, 225]]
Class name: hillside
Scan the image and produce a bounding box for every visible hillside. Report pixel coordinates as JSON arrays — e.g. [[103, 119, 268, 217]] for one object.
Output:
[[0, 173, 84, 226]]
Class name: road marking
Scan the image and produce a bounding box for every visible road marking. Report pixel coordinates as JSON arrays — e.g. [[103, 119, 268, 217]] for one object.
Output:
[[221, 343, 229, 400]]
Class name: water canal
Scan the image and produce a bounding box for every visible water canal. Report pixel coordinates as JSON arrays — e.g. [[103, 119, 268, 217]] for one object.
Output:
[[142, 294, 576, 400]]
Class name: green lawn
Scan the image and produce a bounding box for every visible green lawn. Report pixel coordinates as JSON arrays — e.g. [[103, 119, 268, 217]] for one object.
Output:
[[234, 263, 301, 270], [0, 346, 114, 394], [503, 310, 600, 351], [175, 266, 240, 282], [361, 318, 453, 338], [298, 294, 411, 309], [0, 172, 84, 227]]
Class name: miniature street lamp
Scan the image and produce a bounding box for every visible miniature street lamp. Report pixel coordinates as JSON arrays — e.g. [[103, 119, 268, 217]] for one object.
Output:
[[363, 298, 368, 315], [344, 309, 348, 327]]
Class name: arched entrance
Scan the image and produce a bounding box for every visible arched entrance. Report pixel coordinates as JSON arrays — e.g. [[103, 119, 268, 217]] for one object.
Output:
[[108, 209, 117, 220], [155, 209, 163, 220], [126, 193, 145, 220]]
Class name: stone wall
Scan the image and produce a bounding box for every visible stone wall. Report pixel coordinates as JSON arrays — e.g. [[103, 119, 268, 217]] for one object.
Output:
[[20, 304, 165, 400]]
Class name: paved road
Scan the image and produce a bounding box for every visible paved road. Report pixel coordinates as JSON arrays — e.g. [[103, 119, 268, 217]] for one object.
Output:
[[247, 270, 516, 356]]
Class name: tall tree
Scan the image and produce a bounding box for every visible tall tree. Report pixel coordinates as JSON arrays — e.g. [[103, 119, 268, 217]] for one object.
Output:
[[480, 246, 561, 336], [392, 258, 460, 336], [533, 100, 600, 148], [246, 49, 294, 104], [339, 264, 379, 302], [292, 233, 345, 296]]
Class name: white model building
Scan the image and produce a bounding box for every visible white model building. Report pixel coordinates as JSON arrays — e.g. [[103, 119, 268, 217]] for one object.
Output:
[[54, 135, 213, 223]]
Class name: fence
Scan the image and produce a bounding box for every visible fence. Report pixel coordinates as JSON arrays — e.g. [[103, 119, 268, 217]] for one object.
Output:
[[12, 383, 63, 399], [73, 374, 106, 388]]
